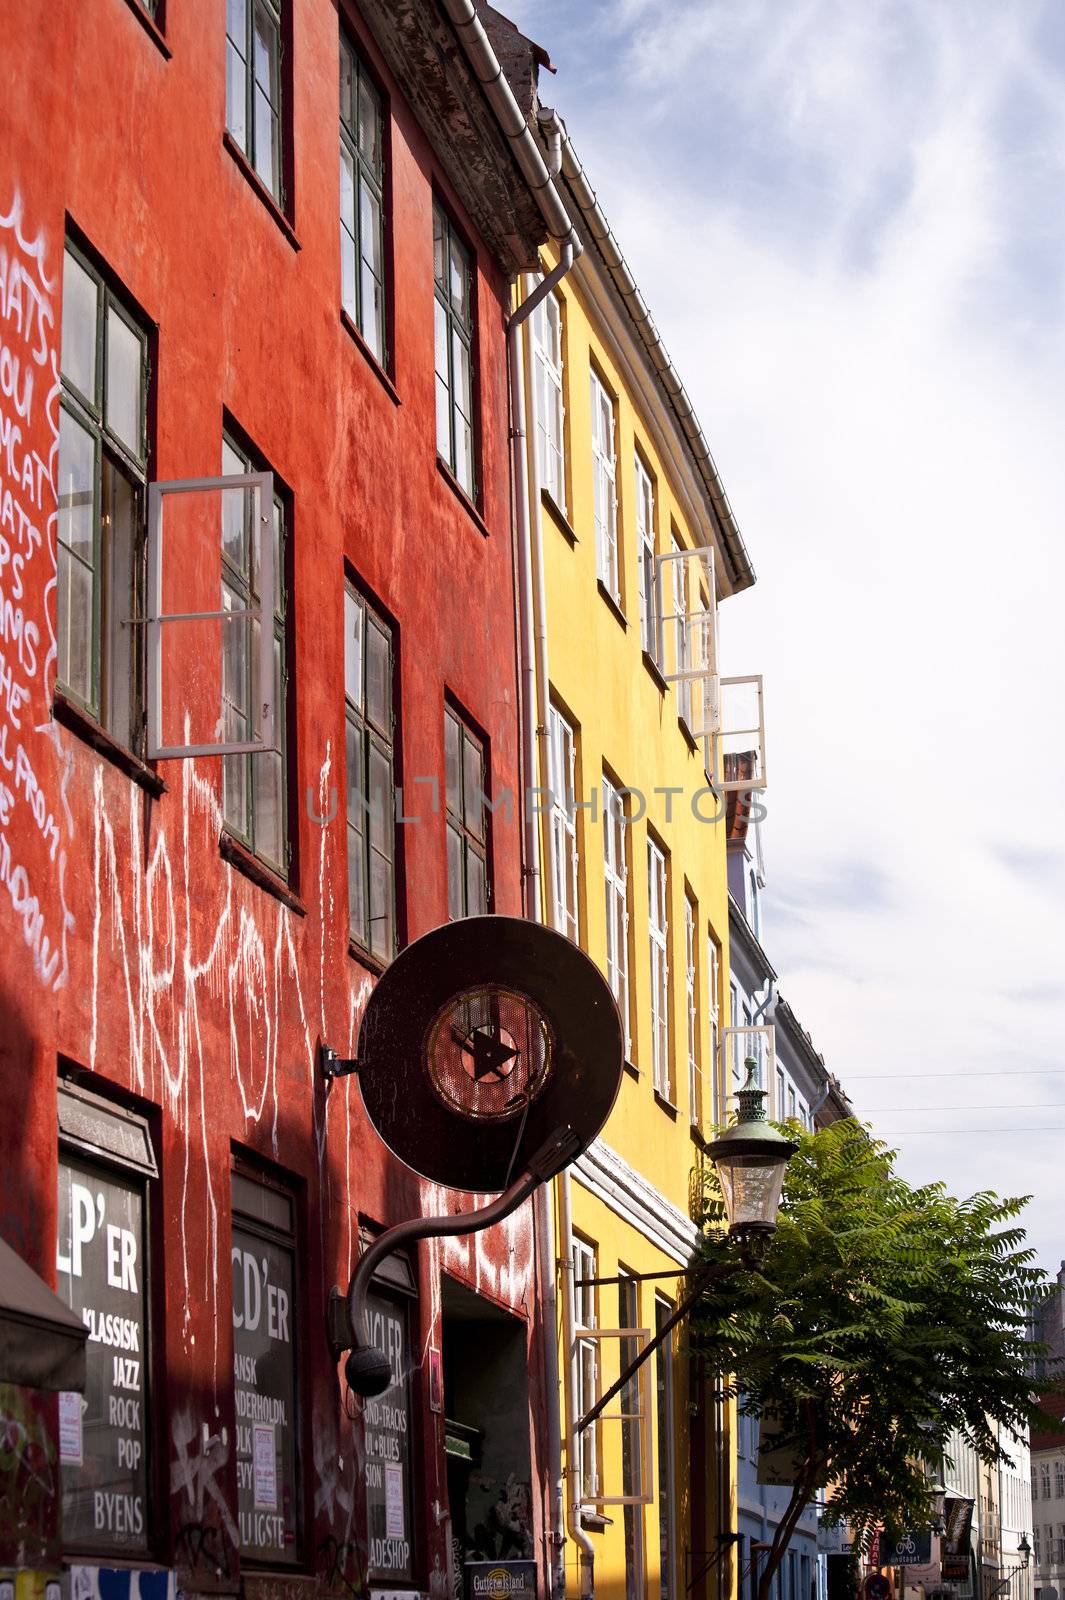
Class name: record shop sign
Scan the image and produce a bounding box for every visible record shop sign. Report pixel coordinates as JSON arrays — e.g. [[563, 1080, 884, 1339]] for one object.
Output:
[[465, 1561, 537, 1600]]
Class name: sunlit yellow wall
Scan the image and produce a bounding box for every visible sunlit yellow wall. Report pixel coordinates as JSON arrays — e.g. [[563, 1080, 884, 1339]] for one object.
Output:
[[521, 244, 742, 1600]]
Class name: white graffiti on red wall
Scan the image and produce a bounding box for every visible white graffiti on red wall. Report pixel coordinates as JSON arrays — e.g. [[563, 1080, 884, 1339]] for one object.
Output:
[[0, 192, 73, 990]]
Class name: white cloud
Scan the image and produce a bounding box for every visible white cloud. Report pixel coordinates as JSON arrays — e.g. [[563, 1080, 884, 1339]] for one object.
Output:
[[530, 0, 1065, 1270]]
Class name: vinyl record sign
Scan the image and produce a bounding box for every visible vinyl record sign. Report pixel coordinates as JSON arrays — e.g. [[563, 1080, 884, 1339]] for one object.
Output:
[[357, 917, 624, 1192]]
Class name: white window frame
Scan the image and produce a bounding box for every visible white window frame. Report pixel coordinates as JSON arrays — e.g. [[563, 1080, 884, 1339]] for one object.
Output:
[[647, 838, 670, 1099], [573, 1238, 599, 1501], [549, 704, 579, 943], [685, 896, 699, 1127], [532, 285, 566, 511], [707, 934, 721, 1124], [146, 474, 276, 760], [672, 535, 693, 727], [590, 369, 619, 602], [602, 777, 631, 1058], [656, 545, 719, 762], [635, 454, 658, 660], [713, 674, 768, 793]]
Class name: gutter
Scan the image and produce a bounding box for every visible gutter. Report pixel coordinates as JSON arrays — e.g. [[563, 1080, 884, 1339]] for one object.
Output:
[[437, 8, 585, 1596], [542, 108, 755, 594]]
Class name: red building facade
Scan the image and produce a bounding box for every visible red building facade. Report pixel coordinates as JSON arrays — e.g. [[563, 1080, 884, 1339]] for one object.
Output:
[[0, 2, 556, 1597]]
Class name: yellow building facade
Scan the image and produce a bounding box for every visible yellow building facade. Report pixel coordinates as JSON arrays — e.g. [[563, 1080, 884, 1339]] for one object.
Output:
[[516, 131, 762, 1600]]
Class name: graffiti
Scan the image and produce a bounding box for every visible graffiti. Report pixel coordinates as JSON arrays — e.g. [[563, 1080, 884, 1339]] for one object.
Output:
[[316, 1534, 368, 1599], [0, 191, 72, 992], [0, 1385, 60, 1567], [169, 1409, 237, 1579]]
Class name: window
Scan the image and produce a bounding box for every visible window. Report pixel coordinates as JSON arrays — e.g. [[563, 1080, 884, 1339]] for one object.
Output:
[[1057, 1527, 1065, 1564], [532, 285, 566, 510], [445, 707, 488, 918], [55, 1081, 157, 1557], [573, 1238, 598, 1501], [1034, 1529, 1041, 1565], [729, 981, 741, 1086], [57, 241, 149, 751], [1057, 1460, 1065, 1498], [620, 1273, 644, 1600], [226, 0, 284, 202], [685, 895, 699, 1126], [433, 202, 475, 496], [345, 586, 396, 960], [590, 369, 619, 601], [635, 454, 657, 660], [602, 777, 631, 1057], [221, 431, 288, 875], [748, 859, 762, 939], [365, 1280, 416, 1581], [672, 534, 692, 725], [339, 37, 385, 363], [647, 838, 670, 1099], [231, 1173, 300, 1563], [655, 1299, 677, 1600], [549, 704, 579, 941], [1043, 1464, 1052, 1500], [775, 1066, 785, 1122], [707, 933, 721, 1123]]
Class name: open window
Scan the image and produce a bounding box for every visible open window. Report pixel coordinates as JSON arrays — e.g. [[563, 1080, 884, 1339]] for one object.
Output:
[[713, 676, 767, 793], [145, 473, 277, 760], [573, 1321, 655, 1509], [720, 1023, 777, 1117], [655, 546, 719, 750]]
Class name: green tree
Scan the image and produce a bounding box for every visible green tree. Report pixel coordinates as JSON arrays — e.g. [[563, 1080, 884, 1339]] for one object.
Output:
[[689, 1118, 1051, 1600]]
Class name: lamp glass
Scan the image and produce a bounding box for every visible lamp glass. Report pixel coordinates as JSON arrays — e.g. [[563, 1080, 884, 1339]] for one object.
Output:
[[715, 1151, 789, 1232]]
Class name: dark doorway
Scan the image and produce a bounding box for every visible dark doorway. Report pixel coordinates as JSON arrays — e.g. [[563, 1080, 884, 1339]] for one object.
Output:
[[441, 1277, 534, 1581]]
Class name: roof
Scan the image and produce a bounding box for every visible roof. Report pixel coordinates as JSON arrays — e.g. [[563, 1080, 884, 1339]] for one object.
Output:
[[1031, 1389, 1065, 1452]]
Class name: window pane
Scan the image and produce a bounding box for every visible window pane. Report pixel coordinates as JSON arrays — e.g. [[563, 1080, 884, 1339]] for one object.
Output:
[[435, 376, 451, 464], [339, 39, 354, 131], [105, 308, 143, 459], [102, 459, 137, 747], [346, 720, 366, 828], [61, 249, 99, 401], [341, 224, 357, 322], [359, 182, 381, 278], [433, 206, 446, 288], [465, 846, 486, 917], [369, 848, 393, 958], [365, 617, 390, 731], [253, 2, 278, 101], [451, 329, 471, 418], [434, 298, 449, 382], [444, 712, 460, 817], [447, 823, 463, 919], [348, 821, 367, 943], [367, 741, 391, 851], [454, 412, 473, 495], [226, 40, 248, 151], [344, 590, 363, 708], [253, 87, 279, 196], [462, 734, 483, 838], [254, 747, 284, 869], [360, 265, 383, 362], [56, 544, 93, 706], [449, 234, 468, 326], [223, 751, 247, 836], [357, 74, 381, 172], [57, 408, 96, 565]]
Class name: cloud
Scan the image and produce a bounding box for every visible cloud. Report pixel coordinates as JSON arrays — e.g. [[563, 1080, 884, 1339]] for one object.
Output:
[[521, 0, 1065, 1271]]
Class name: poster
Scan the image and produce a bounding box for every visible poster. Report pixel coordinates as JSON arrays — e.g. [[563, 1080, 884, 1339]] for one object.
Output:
[[232, 1223, 298, 1561], [55, 1158, 150, 1553], [364, 1292, 413, 1582]]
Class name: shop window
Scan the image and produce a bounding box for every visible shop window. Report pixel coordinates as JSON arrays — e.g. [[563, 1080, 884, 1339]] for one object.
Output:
[[57, 240, 150, 752], [339, 35, 386, 363], [345, 585, 396, 959], [55, 1080, 157, 1557], [231, 1172, 300, 1563], [445, 706, 488, 918], [362, 1243, 417, 1584], [221, 429, 289, 875]]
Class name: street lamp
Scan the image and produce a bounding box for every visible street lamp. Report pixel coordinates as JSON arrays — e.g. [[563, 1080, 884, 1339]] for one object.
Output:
[[1018, 1534, 1031, 1570], [706, 1057, 800, 1256]]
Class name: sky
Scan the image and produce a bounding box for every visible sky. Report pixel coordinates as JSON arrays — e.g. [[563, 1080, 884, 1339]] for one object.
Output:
[[508, 0, 1065, 1276]]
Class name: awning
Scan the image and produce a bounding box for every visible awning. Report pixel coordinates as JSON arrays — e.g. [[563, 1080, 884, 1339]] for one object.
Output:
[[0, 1235, 87, 1391]]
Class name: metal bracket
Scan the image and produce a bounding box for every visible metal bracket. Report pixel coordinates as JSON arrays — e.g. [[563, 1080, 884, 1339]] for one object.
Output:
[[320, 1043, 359, 1081]]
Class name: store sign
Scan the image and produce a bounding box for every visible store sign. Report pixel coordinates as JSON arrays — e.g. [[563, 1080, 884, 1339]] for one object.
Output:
[[232, 1221, 298, 1562], [941, 1499, 975, 1583], [55, 1156, 150, 1553], [364, 1292, 413, 1583], [464, 1561, 537, 1600], [887, 1533, 933, 1567]]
